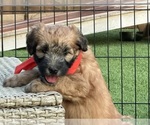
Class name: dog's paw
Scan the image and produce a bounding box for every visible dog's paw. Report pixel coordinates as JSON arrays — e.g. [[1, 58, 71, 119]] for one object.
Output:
[[25, 79, 51, 93], [24, 79, 43, 93], [24, 82, 38, 93], [3, 75, 20, 87], [3, 74, 30, 87]]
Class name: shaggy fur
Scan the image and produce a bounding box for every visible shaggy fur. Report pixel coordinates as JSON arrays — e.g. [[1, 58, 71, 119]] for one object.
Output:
[[4, 23, 122, 120]]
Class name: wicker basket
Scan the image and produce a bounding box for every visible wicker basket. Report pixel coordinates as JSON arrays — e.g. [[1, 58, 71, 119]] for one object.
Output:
[[0, 57, 65, 124]]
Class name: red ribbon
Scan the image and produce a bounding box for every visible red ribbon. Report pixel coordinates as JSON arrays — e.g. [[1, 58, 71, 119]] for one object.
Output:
[[14, 51, 82, 75]]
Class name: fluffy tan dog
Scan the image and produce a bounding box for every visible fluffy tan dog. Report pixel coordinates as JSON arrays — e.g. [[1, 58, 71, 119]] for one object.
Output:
[[4, 23, 121, 120]]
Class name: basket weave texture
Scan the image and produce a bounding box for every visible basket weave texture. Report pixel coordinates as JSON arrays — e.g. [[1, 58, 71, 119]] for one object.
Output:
[[0, 57, 65, 122]]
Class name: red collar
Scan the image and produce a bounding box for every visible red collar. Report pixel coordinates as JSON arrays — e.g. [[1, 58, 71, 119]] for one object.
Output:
[[67, 51, 82, 74], [14, 51, 82, 75]]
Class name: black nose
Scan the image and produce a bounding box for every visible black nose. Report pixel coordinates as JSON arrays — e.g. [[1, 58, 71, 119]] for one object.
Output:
[[49, 67, 58, 74]]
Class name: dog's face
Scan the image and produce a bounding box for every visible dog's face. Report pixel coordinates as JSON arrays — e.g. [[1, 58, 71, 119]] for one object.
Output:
[[26, 23, 88, 85]]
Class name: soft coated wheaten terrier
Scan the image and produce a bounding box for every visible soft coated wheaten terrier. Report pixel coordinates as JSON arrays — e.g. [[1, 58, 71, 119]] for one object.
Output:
[[4, 23, 122, 120]]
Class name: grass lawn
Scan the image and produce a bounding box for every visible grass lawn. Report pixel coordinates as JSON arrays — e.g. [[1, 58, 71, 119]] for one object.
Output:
[[1, 29, 150, 118], [88, 29, 150, 118]]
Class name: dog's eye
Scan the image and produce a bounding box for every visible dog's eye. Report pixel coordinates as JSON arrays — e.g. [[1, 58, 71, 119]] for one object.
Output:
[[41, 45, 49, 53], [42, 49, 47, 53], [64, 51, 68, 55], [63, 47, 71, 55]]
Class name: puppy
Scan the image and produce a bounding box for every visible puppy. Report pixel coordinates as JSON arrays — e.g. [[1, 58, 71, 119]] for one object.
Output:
[[4, 23, 122, 120]]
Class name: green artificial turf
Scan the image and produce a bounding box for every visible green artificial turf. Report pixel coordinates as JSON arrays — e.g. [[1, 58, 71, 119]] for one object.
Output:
[[87, 29, 150, 118], [1, 29, 149, 118]]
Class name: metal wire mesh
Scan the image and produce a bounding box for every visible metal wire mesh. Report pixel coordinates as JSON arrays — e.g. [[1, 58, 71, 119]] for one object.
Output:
[[0, 0, 150, 118]]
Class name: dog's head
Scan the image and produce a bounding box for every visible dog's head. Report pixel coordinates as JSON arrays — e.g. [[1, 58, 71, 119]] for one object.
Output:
[[26, 23, 88, 85]]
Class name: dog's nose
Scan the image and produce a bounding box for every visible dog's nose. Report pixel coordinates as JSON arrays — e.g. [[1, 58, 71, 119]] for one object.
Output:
[[49, 67, 58, 74]]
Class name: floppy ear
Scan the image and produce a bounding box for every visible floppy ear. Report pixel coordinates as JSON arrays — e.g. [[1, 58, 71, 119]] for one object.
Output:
[[26, 23, 45, 55], [69, 25, 88, 51], [26, 31, 37, 55], [77, 34, 88, 51]]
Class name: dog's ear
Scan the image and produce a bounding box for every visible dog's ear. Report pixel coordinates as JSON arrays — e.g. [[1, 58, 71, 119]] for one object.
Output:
[[69, 25, 88, 52], [26, 31, 37, 55], [26, 23, 45, 55], [76, 34, 88, 51]]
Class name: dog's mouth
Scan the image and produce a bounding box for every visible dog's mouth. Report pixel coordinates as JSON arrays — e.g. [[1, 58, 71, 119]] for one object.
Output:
[[45, 75, 58, 83], [41, 75, 58, 85]]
